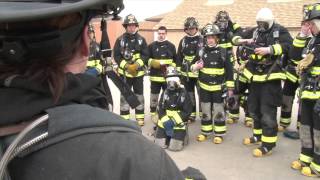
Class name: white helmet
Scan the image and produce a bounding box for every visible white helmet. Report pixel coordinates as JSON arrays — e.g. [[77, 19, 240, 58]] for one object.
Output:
[[256, 8, 274, 31]]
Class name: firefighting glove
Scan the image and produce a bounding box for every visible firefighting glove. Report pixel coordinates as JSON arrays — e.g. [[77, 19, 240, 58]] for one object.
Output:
[[150, 59, 161, 69], [163, 119, 175, 137], [181, 167, 207, 180], [314, 99, 320, 117], [126, 63, 139, 76], [297, 53, 315, 75]]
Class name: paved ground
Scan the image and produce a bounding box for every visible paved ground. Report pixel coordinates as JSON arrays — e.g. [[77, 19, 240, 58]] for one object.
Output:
[[109, 77, 310, 180]]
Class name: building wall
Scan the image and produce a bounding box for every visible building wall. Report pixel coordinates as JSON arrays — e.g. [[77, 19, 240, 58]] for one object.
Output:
[[91, 19, 125, 48], [138, 30, 155, 45]]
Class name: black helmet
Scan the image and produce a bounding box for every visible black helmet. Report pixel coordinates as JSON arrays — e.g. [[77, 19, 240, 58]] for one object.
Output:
[[0, 0, 124, 23], [216, 11, 230, 23], [202, 23, 221, 36], [304, 3, 320, 21], [184, 17, 199, 30], [215, 11, 229, 31], [0, 0, 123, 65], [123, 14, 139, 27]]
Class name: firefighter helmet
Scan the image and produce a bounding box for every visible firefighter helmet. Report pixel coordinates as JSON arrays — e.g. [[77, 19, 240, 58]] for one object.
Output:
[[0, 0, 124, 65], [0, 0, 124, 23], [216, 11, 230, 23], [165, 66, 180, 91], [202, 23, 221, 36], [184, 17, 199, 30], [123, 14, 139, 27], [256, 8, 274, 31], [215, 10, 230, 31], [303, 3, 320, 21]]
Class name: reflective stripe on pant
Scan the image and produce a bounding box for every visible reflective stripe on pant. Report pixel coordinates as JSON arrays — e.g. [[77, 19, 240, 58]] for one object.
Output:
[[300, 99, 320, 166], [150, 81, 166, 113], [248, 81, 281, 149], [135, 94, 144, 119], [280, 80, 299, 127], [212, 103, 226, 136], [200, 102, 226, 135], [280, 95, 294, 127], [119, 75, 144, 120]]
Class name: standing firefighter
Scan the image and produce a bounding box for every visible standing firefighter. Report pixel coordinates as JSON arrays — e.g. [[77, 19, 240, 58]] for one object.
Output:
[[280, 5, 313, 139], [291, 3, 320, 177], [214, 10, 244, 125], [236, 8, 292, 157], [155, 66, 192, 151], [148, 26, 177, 124], [193, 23, 234, 144], [114, 14, 149, 126], [176, 17, 203, 122]]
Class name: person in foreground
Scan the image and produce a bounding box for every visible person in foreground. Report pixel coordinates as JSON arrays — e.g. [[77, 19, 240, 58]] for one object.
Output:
[[0, 0, 201, 179]]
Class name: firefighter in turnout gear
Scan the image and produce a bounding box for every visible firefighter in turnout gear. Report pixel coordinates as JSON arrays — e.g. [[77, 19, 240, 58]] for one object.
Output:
[[176, 17, 203, 122], [214, 10, 244, 124], [280, 5, 313, 139], [155, 66, 192, 151], [232, 27, 257, 128], [113, 14, 149, 126], [148, 26, 177, 124], [291, 3, 320, 177], [194, 23, 234, 144], [86, 23, 103, 76], [236, 8, 292, 157]]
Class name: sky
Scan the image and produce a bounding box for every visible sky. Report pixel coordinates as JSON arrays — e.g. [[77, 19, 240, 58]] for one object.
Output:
[[119, 0, 183, 21]]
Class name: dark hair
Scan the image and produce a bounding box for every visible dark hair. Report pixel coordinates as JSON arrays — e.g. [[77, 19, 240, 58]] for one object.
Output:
[[158, 26, 167, 32], [0, 13, 84, 103]]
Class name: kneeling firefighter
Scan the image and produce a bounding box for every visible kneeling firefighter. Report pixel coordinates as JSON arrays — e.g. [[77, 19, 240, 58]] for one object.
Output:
[[193, 23, 234, 144], [155, 66, 192, 151]]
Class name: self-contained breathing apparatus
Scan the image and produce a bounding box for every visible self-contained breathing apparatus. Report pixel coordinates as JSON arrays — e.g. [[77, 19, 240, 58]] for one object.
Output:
[[238, 26, 284, 81], [297, 38, 318, 101]]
